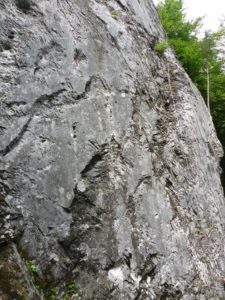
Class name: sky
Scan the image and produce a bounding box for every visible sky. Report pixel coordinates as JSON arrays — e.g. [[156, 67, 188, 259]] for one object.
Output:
[[153, 0, 225, 33]]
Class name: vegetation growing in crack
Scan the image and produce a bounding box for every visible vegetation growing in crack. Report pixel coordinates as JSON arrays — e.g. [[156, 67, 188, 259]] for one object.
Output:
[[154, 40, 168, 55], [19, 253, 77, 299], [109, 9, 120, 18], [24, 260, 38, 274], [47, 282, 77, 300], [62, 282, 77, 300]]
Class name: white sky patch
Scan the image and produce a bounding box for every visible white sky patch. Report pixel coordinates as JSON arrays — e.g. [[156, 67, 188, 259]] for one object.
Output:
[[153, 0, 225, 34]]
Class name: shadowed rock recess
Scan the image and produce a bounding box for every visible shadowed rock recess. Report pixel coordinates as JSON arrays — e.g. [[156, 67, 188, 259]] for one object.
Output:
[[0, 0, 225, 299]]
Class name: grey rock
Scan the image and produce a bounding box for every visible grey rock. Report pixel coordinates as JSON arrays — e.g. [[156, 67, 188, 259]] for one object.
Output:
[[0, 0, 225, 299]]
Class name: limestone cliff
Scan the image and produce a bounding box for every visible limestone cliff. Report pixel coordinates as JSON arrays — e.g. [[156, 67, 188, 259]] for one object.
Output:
[[0, 0, 225, 299]]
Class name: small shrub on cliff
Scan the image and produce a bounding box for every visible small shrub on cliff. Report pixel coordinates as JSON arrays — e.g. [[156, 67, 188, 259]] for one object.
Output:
[[109, 8, 119, 18], [24, 260, 38, 274], [154, 41, 168, 55]]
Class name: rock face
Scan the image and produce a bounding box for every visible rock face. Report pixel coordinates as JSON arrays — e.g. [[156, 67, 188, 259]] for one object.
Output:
[[0, 0, 225, 299]]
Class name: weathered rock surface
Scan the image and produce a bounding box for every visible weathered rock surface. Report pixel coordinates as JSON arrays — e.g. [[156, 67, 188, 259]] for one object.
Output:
[[0, 0, 225, 299]]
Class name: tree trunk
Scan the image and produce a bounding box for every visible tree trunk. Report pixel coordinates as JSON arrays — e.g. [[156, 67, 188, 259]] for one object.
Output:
[[206, 64, 210, 112]]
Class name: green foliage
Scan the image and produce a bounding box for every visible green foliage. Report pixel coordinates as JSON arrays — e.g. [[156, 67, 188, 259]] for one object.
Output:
[[157, 0, 202, 40], [154, 41, 168, 55], [157, 0, 203, 77], [48, 288, 57, 300], [24, 260, 38, 274], [64, 282, 76, 297], [23, 258, 77, 299], [109, 8, 119, 18], [157, 0, 225, 186], [45, 282, 77, 300], [60, 282, 77, 300]]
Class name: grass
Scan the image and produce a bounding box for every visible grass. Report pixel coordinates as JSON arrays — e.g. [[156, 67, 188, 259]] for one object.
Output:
[[154, 41, 169, 55]]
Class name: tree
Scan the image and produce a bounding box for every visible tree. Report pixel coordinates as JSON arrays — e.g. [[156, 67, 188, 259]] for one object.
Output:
[[157, 0, 225, 187], [157, 0, 225, 106], [157, 0, 203, 82]]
